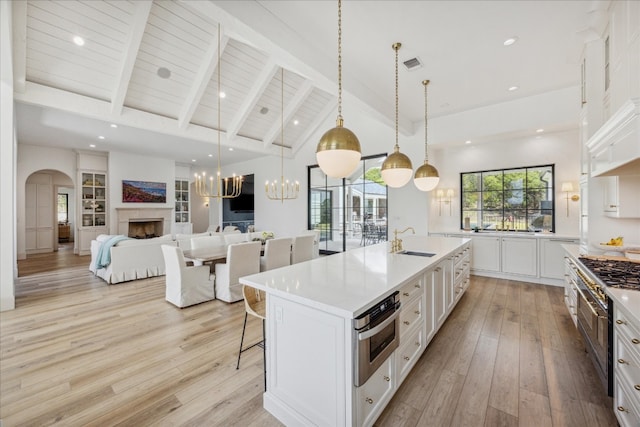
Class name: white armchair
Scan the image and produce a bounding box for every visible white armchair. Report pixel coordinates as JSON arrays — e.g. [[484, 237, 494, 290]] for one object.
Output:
[[224, 232, 248, 245], [260, 237, 292, 272], [191, 235, 225, 250], [161, 244, 215, 308], [215, 241, 261, 303], [291, 234, 315, 264]]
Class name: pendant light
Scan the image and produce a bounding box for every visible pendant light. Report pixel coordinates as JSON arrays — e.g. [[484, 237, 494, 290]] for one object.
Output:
[[266, 69, 300, 202], [195, 23, 243, 200], [315, 0, 361, 179], [413, 79, 440, 191], [381, 42, 413, 188]]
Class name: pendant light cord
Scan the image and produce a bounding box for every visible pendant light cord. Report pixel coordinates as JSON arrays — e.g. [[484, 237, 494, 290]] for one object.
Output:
[[280, 68, 285, 202], [394, 43, 399, 150], [217, 23, 222, 181], [337, 0, 343, 121], [424, 80, 429, 163]]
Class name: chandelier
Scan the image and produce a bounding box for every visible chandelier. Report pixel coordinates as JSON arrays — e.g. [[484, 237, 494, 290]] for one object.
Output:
[[315, 0, 361, 179], [413, 79, 440, 191], [195, 23, 242, 200], [381, 42, 413, 188], [266, 68, 299, 202]]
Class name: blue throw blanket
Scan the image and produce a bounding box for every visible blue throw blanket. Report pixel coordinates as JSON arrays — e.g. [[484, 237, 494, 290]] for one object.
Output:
[[95, 235, 130, 270]]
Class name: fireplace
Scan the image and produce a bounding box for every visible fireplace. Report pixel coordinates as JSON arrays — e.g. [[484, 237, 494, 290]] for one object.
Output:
[[116, 208, 172, 237]]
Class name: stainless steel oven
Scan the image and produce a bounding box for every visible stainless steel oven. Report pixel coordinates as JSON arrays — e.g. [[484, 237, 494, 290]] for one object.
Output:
[[353, 291, 401, 387]]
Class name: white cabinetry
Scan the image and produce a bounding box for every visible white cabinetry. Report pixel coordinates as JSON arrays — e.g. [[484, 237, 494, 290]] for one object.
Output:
[[501, 237, 537, 277], [357, 355, 395, 427], [613, 304, 640, 427], [602, 175, 640, 218], [470, 236, 501, 272], [541, 238, 580, 281]]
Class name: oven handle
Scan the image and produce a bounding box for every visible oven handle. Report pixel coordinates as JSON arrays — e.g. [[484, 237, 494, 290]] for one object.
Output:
[[358, 310, 401, 341], [574, 280, 607, 319]]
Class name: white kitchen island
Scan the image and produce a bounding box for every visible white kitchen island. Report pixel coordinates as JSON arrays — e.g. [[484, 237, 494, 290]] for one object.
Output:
[[240, 236, 471, 427]]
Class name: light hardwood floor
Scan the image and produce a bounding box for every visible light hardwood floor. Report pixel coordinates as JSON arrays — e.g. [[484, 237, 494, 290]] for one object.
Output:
[[1, 251, 617, 426]]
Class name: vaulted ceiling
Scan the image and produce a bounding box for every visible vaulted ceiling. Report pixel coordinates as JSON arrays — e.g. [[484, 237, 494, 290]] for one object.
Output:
[[10, 0, 604, 166]]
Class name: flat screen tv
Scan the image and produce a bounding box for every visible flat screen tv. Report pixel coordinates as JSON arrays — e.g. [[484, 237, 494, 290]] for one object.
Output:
[[229, 193, 254, 212]]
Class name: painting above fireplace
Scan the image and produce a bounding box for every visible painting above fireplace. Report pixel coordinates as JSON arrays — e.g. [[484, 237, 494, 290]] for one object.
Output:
[[122, 180, 166, 203]]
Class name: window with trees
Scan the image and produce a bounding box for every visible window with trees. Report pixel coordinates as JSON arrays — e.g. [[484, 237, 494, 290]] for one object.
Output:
[[57, 194, 68, 223], [461, 164, 554, 232]]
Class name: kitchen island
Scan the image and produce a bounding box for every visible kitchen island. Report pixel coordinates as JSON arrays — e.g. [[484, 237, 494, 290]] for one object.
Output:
[[240, 236, 471, 426]]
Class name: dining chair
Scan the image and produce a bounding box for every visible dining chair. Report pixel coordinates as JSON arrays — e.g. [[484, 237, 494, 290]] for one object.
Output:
[[161, 244, 215, 308], [291, 234, 315, 264], [223, 232, 248, 245], [190, 235, 225, 250], [215, 241, 261, 303], [236, 285, 267, 391], [260, 237, 292, 272]]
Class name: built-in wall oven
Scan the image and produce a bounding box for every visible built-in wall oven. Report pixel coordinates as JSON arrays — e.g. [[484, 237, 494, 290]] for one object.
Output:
[[353, 291, 401, 387]]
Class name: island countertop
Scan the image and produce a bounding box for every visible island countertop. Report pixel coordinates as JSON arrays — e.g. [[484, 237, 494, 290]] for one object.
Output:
[[240, 236, 470, 319]]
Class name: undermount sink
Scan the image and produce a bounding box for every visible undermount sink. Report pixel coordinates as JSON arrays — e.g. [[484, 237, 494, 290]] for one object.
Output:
[[396, 250, 435, 257]]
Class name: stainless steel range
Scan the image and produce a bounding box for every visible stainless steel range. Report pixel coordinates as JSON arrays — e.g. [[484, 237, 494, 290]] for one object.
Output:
[[570, 256, 640, 397]]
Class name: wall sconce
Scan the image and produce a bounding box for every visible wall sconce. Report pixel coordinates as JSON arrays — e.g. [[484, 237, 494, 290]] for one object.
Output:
[[436, 188, 454, 216], [561, 182, 579, 217]]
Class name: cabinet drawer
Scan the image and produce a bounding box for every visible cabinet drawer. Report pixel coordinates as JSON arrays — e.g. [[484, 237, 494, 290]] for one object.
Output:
[[356, 353, 395, 427], [454, 257, 470, 282], [399, 296, 423, 336], [455, 277, 470, 300], [396, 326, 423, 384], [615, 330, 640, 392], [399, 277, 423, 305], [614, 373, 640, 427]]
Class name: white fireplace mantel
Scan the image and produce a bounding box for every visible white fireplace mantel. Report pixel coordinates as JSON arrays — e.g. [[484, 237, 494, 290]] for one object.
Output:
[[115, 208, 173, 236]]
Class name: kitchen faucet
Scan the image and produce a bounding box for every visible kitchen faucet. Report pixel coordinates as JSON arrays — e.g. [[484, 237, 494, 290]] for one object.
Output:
[[390, 227, 415, 253]]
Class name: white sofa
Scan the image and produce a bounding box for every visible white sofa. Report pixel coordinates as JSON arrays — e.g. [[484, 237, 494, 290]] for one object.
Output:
[[90, 234, 176, 284]]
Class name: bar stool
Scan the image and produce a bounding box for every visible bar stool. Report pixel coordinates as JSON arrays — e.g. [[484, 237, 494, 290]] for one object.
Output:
[[236, 285, 266, 391]]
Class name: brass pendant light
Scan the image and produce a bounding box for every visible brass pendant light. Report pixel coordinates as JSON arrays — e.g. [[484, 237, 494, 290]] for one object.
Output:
[[413, 79, 440, 191], [381, 42, 413, 188], [266, 68, 300, 202], [195, 23, 243, 200], [315, 0, 361, 179]]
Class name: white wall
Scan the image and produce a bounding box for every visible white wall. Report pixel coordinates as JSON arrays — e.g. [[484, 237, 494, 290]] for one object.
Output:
[[428, 130, 581, 236]]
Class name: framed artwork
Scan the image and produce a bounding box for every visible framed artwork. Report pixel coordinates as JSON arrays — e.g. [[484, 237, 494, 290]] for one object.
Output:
[[122, 180, 166, 203]]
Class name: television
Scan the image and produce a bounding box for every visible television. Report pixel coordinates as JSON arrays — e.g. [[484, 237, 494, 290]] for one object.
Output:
[[229, 193, 254, 212]]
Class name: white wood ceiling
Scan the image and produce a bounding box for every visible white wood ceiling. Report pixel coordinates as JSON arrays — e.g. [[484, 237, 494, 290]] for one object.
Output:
[[11, 0, 601, 165]]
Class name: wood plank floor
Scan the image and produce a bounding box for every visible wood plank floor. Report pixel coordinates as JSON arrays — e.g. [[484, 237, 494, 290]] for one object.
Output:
[[1, 252, 617, 426]]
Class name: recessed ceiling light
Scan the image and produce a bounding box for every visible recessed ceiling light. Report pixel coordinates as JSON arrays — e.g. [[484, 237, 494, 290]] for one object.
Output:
[[259, 107, 269, 115], [293, 119, 299, 125], [536, 128, 544, 133], [208, 154, 213, 157], [98, 135, 105, 140], [219, 91, 226, 99], [157, 67, 171, 79], [228, 147, 233, 151], [503, 37, 518, 46], [508, 86, 519, 91], [89, 144, 96, 148], [73, 36, 85, 46], [191, 159, 196, 162], [465, 140, 472, 144], [110, 123, 117, 128]]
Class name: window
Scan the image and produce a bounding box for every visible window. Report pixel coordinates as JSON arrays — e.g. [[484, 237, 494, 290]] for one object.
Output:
[[57, 193, 68, 223], [460, 164, 554, 232]]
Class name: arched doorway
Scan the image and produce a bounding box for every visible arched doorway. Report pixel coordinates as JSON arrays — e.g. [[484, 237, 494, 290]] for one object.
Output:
[[24, 169, 74, 256]]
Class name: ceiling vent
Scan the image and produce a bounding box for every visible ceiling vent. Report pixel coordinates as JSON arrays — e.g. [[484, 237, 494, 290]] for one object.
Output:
[[403, 57, 422, 71]]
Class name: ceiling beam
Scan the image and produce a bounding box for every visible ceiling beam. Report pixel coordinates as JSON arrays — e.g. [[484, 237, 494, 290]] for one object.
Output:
[[178, 30, 229, 130], [292, 96, 336, 155], [263, 80, 313, 148], [110, 0, 152, 116], [226, 59, 278, 140], [10, 0, 26, 93]]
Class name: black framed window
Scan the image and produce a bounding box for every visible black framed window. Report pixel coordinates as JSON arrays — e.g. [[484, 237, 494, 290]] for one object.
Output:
[[57, 193, 68, 223], [461, 164, 554, 232]]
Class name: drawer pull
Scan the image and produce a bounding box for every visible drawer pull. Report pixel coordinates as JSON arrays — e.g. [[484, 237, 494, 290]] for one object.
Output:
[[404, 356, 410, 361], [415, 341, 420, 346], [365, 397, 374, 404], [635, 384, 640, 391], [414, 310, 420, 315], [618, 358, 628, 365], [403, 321, 410, 326], [403, 292, 410, 297], [414, 284, 420, 289], [616, 319, 626, 325], [632, 338, 640, 345], [435, 267, 442, 272], [617, 406, 628, 413], [383, 375, 390, 382]]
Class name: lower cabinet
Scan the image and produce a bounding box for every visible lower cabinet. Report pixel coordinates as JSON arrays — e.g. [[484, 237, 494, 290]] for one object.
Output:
[[613, 304, 640, 427], [356, 354, 395, 427], [77, 227, 108, 255], [501, 237, 537, 277], [396, 327, 423, 385], [469, 236, 501, 272]]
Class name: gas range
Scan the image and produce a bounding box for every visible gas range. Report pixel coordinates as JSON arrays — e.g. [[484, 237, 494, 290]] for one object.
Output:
[[578, 257, 640, 291]]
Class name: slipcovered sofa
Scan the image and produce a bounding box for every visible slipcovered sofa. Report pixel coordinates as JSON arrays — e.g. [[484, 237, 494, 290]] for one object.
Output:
[[90, 234, 176, 284]]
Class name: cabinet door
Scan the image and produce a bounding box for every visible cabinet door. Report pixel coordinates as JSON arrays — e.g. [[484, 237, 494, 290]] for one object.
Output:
[[540, 239, 578, 280], [603, 176, 619, 214], [356, 354, 394, 427], [501, 238, 537, 277], [470, 236, 500, 272], [605, 175, 640, 218], [423, 272, 436, 342], [432, 261, 448, 329]]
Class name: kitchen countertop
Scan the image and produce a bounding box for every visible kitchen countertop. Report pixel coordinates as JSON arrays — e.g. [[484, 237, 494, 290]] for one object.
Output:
[[432, 230, 579, 239], [564, 245, 640, 326], [240, 236, 470, 319]]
